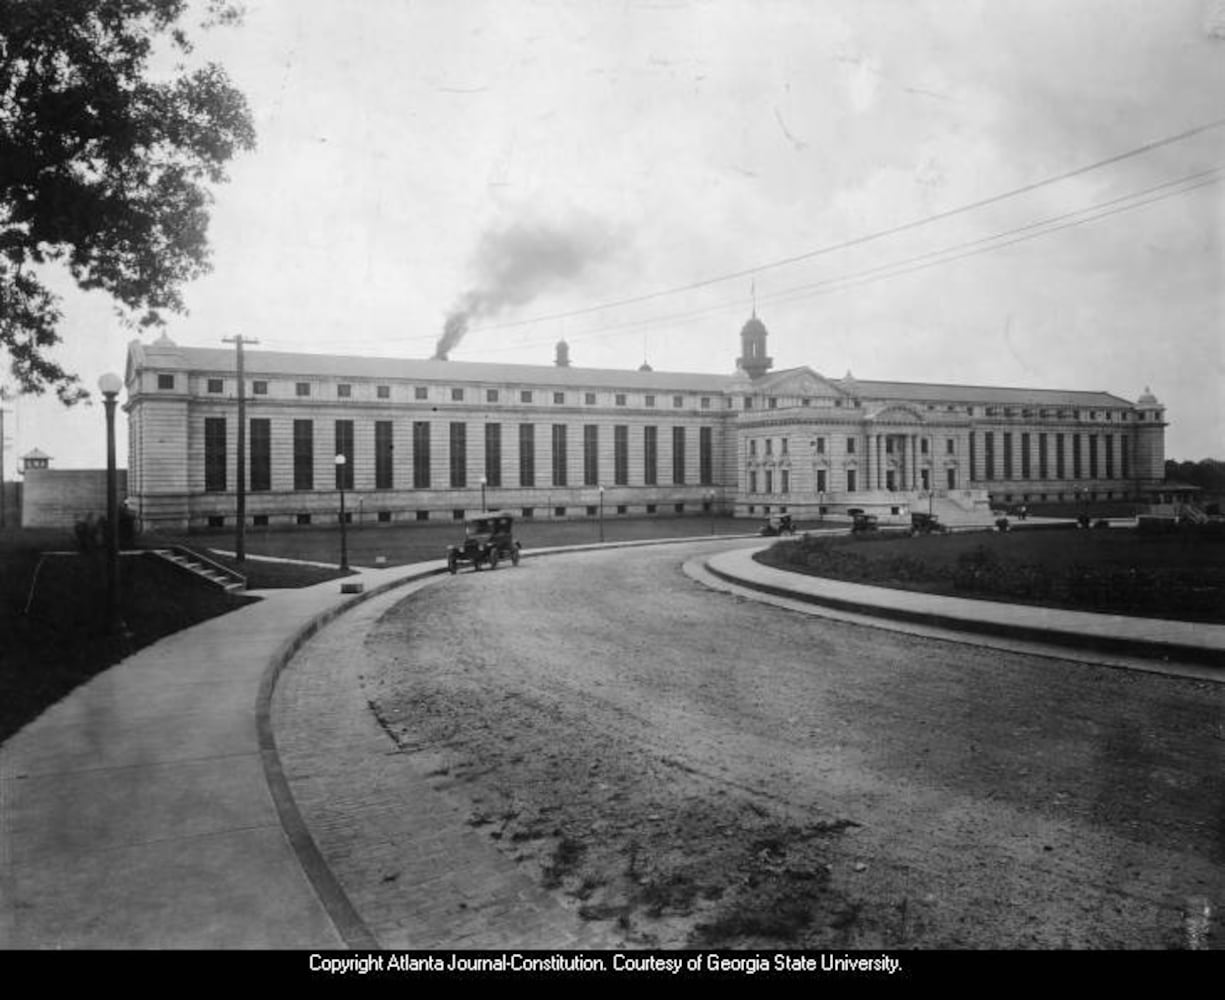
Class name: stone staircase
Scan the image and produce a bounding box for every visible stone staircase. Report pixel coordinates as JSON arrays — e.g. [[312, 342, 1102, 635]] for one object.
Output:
[[152, 546, 246, 594], [927, 496, 995, 529], [1179, 503, 1209, 525]]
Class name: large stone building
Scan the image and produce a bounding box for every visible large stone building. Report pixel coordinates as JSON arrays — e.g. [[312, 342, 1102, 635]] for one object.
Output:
[[122, 316, 1167, 532]]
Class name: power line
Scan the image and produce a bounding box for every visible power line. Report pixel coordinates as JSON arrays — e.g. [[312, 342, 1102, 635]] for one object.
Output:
[[471, 166, 1221, 353], [465, 116, 1225, 334]]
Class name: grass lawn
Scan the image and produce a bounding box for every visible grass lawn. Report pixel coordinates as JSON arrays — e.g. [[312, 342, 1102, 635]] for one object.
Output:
[[179, 514, 758, 570], [0, 528, 345, 745], [757, 524, 1225, 624], [1, 516, 756, 746]]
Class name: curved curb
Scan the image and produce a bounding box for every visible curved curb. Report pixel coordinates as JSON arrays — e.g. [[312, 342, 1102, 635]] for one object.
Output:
[[254, 565, 445, 950], [254, 533, 758, 948], [703, 550, 1225, 670]]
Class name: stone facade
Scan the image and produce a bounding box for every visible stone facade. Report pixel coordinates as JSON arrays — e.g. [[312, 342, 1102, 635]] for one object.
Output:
[[122, 319, 1166, 532], [20, 468, 127, 529]]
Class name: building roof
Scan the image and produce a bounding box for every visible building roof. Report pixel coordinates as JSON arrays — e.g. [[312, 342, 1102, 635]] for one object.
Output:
[[843, 378, 1133, 409], [139, 344, 736, 392], [128, 341, 1137, 407]]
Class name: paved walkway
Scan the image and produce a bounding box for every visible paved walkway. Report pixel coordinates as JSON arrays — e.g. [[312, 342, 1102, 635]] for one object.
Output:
[[1, 535, 1220, 948]]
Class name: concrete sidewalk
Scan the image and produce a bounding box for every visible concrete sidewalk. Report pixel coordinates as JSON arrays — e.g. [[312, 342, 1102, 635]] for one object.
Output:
[[704, 543, 1225, 670], [0, 561, 440, 949], [2, 535, 1220, 949]]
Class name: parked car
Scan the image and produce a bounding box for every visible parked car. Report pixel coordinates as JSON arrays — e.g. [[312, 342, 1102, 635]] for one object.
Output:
[[446, 511, 522, 573], [909, 512, 949, 536], [760, 514, 796, 536], [850, 512, 879, 533]]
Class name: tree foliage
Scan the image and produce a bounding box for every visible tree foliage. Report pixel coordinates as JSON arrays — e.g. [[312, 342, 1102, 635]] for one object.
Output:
[[1165, 458, 1225, 492], [0, 0, 255, 402]]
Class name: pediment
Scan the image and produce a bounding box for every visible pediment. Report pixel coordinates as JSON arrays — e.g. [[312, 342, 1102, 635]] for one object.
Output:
[[757, 367, 847, 400], [866, 404, 925, 424]]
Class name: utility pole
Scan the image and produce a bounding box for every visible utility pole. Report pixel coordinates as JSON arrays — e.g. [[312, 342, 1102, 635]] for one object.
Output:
[[223, 335, 259, 562], [0, 401, 9, 529]]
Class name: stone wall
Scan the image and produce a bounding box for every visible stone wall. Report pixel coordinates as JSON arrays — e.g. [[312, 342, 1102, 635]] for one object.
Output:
[[20, 469, 128, 528]]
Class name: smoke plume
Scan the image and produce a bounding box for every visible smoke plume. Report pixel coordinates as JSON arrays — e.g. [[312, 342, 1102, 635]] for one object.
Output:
[[433, 215, 619, 360]]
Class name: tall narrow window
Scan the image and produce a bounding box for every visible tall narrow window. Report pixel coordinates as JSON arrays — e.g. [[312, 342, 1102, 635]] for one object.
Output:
[[583, 425, 599, 486], [204, 417, 226, 492], [1021, 433, 1031, 479], [699, 426, 713, 485], [672, 426, 686, 484], [375, 421, 393, 490], [552, 424, 567, 486], [1073, 435, 1082, 478], [614, 425, 629, 485], [413, 421, 431, 488], [846, 469, 857, 492], [1105, 435, 1114, 479], [450, 422, 467, 488], [984, 432, 995, 481], [1089, 435, 1099, 479], [969, 433, 976, 482], [334, 420, 354, 489], [1056, 434, 1066, 479], [1038, 433, 1048, 480], [519, 424, 535, 487], [1122, 437, 1130, 479], [1003, 432, 1013, 479], [816, 468, 827, 493], [485, 423, 502, 488], [644, 426, 658, 485], [294, 420, 313, 490], [250, 418, 271, 492]]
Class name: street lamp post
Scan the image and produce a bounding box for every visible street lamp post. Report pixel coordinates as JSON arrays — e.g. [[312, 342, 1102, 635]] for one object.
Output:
[[335, 454, 349, 571], [98, 373, 124, 634], [480, 475, 488, 512], [598, 485, 605, 543]]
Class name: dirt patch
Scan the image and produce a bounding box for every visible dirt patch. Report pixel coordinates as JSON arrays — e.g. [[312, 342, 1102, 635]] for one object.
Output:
[[362, 544, 1225, 949]]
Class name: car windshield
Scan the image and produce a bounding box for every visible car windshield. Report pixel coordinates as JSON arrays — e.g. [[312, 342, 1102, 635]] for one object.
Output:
[[467, 516, 512, 536]]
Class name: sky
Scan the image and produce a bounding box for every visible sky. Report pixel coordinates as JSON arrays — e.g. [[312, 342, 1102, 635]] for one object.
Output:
[[7, 0, 1225, 476]]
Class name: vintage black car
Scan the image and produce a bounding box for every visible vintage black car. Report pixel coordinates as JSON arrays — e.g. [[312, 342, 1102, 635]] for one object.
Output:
[[446, 511, 522, 573], [759, 514, 796, 536], [850, 511, 879, 533], [908, 511, 949, 536]]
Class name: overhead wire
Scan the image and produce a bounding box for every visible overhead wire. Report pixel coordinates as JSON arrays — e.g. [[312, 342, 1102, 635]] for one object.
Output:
[[468, 165, 1222, 354], [463, 117, 1225, 335]]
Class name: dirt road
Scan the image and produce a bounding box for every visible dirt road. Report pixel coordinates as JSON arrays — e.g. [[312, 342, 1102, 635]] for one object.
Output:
[[360, 543, 1224, 949]]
